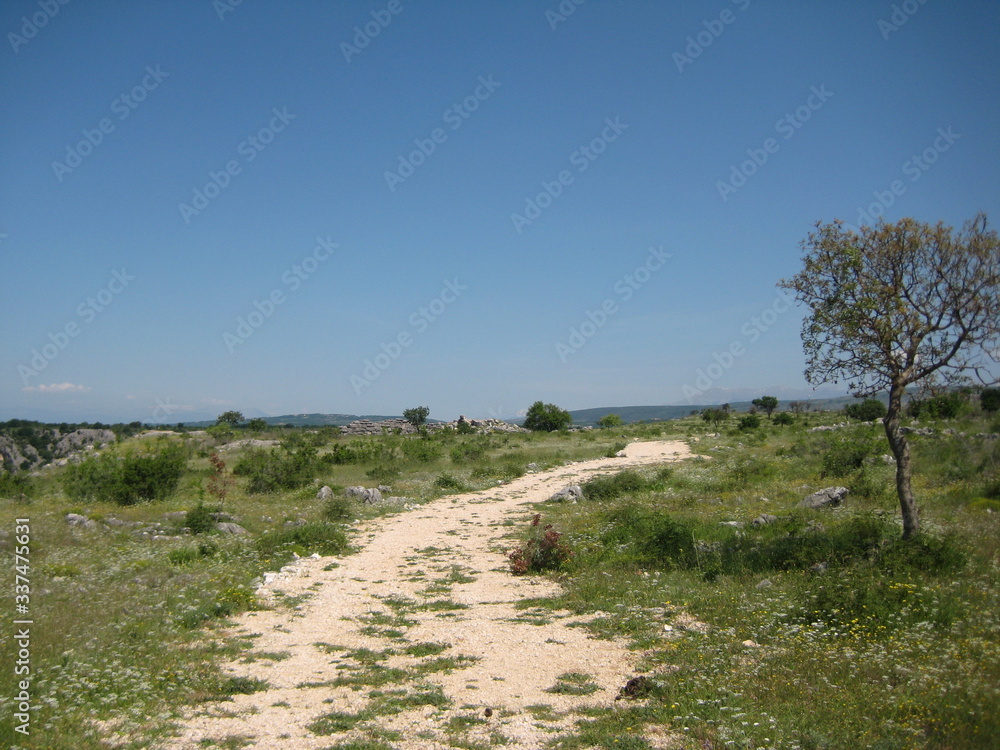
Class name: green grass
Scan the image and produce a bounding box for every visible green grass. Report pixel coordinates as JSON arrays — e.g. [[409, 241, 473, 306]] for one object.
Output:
[[2, 414, 997, 748]]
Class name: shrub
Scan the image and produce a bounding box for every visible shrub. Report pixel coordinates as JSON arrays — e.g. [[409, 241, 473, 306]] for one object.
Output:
[[64, 442, 188, 505], [845, 397, 888, 421], [434, 473, 466, 491], [365, 464, 400, 483], [234, 444, 319, 493], [738, 414, 762, 431], [908, 392, 972, 419], [821, 428, 882, 477], [185, 502, 217, 534], [508, 514, 572, 575], [598, 414, 624, 429], [322, 496, 354, 522], [582, 469, 648, 501], [773, 412, 795, 426], [0, 470, 32, 499], [400, 438, 441, 462], [604, 441, 628, 458], [982, 387, 1000, 412]]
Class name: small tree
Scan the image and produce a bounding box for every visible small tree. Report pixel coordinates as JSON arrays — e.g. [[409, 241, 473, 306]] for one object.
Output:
[[752, 396, 779, 419], [598, 413, 623, 429], [246, 418, 268, 432], [845, 397, 888, 421], [779, 214, 1000, 538], [216, 411, 244, 427], [773, 412, 795, 426], [523, 401, 572, 432], [701, 408, 730, 429], [402, 406, 430, 427]]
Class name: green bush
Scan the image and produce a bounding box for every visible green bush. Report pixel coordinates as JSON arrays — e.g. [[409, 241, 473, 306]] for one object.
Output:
[[582, 469, 649, 501], [365, 464, 400, 483], [434, 473, 466, 491], [64, 442, 188, 505], [185, 502, 218, 534], [234, 444, 321, 493], [845, 397, 888, 421], [523, 401, 572, 432], [0, 470, 32, 499], [322, 496, 354, 522], [821, 428, 882, 477], [981, 387, 1000, 412], [738, 414, 762, 430], [400, 438, 441, 462], [773, 412, 795, 426], [908, 392, 972, 419]]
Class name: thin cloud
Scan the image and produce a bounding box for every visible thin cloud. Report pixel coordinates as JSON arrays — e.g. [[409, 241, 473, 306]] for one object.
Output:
[[22, 382, 92, 393]]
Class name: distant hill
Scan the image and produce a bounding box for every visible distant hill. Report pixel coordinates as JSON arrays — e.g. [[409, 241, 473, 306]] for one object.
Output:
[[179, 413, 406, 428], [567, 393, 889, 427]]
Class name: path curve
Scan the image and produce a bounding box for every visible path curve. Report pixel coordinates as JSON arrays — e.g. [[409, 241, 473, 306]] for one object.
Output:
[[166, 440, 693, 749]]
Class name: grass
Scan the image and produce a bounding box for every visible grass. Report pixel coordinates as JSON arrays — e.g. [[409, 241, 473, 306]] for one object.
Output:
[[2, 414, 998, 748]]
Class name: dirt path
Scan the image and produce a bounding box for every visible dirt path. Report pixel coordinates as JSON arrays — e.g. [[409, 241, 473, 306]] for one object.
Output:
[[165, 440, 693, 749]]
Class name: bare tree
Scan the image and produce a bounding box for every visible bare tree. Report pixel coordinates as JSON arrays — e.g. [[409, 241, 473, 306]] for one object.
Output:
[[779, 214, 1000, 538]]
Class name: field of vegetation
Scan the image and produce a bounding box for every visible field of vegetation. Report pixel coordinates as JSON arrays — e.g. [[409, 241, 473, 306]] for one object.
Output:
[[1, 402, 998, 749]]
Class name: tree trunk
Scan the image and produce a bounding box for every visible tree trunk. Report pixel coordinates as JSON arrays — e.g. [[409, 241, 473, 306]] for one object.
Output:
[[883, 382, 919, 538]]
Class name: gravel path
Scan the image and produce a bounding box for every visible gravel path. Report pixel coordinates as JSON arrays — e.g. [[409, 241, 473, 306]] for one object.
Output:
[[166, 440, 693, 749]]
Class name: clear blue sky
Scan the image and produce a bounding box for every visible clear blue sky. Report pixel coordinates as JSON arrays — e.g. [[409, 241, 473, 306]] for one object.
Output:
[[2, 0, 998, 423]]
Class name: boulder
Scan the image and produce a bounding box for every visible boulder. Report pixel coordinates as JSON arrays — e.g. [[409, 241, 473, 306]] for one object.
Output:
[[345, 486, 383, 504], [549, 485, 583, 503], [751, 514, 778, 526], [799, 486, 849, 509], [316, 485, 334, 501], [65, 513, 97, 529], [215, 522, 248, 535]]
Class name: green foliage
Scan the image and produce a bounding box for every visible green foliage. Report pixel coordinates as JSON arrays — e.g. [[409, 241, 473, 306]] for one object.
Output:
[[254, 522, 349, 560], [365, 464, 400, 483], [233, 443, 324, 493], [752, 396, 779, 417], [216, 411, 245, 427], [185, 502, 217, 534], [598, 413, 624, 429], [701, 408, 730, 428], [63, 441, 188, 505], [508, 514, 573, 574], [433, 473, 466, 491], [821, 428, 882, 477], [982, 387, 1000, 412], [322, 495, 354, 522], [0, 470, 33, 499], [402, 406, 430, 426], [844, 397, 888, 421], [582, 469, 649, 501], [908, 391, 973, 419], [246, 417, 268, 432], [738, 414, 762, 431], [399, 438, 441, 462], [523, 401, 572, 432], [773, 411, 795, 426]]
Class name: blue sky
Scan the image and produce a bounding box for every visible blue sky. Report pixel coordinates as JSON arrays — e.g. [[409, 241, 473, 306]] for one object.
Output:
[[2, 0, 998, 424]]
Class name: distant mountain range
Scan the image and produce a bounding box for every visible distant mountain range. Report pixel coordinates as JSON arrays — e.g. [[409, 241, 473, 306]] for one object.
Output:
[[170, 393, 870, 429]]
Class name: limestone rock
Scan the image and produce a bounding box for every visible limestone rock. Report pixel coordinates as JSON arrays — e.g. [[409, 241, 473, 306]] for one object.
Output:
[[800, 486, 849, 509]]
